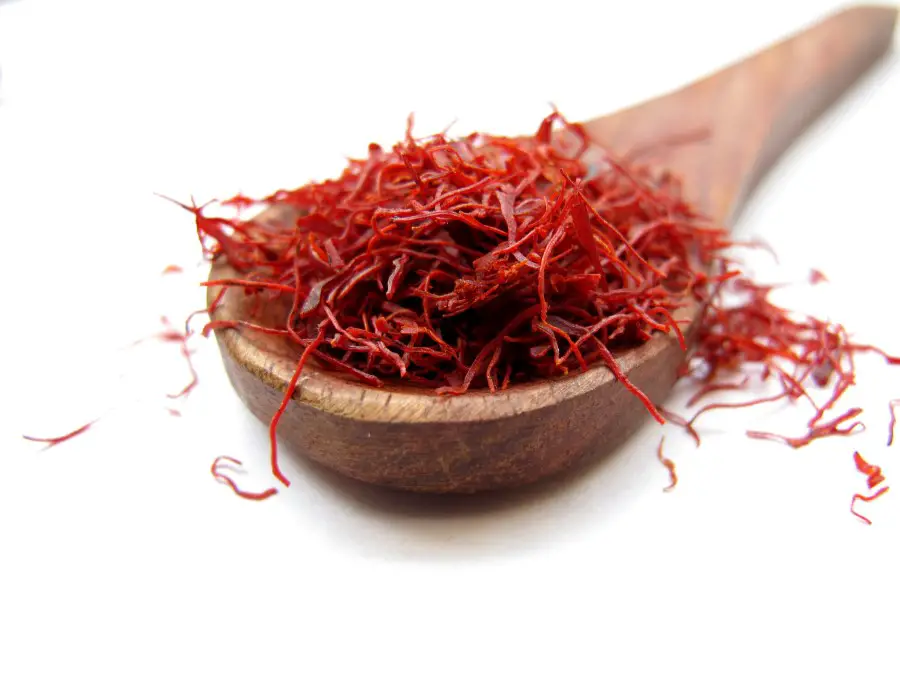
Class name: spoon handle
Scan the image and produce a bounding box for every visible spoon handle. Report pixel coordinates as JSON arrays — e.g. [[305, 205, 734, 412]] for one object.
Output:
[[583, 5, 897, 225]]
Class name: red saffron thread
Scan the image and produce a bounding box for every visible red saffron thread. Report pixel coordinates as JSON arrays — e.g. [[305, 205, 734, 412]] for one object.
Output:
[[656, 437, 677, 492], [267, 327, 326, 487], [888, 399, 899, 447], [809, 268, 828, 285], [211, 456, 278, 501], [659, 406, 701, 447], [850, 486, 890, 526], [746, 409, 865, 449], [23, 419, 97, 448], [162, 264, 184, 275], [853, 451, 885, 490], [157, 317, 198, 399]]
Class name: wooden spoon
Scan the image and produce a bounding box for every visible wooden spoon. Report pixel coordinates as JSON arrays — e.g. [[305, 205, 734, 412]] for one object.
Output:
[[209, 6, 897, 493]]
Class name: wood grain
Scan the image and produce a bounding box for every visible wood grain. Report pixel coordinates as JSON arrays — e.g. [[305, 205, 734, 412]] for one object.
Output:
[[210, 6, 897, 492]]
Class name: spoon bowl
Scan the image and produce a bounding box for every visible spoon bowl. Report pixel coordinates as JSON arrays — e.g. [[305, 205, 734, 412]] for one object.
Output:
[[211, 259, 692, 491], [209, 6, 897, 492]]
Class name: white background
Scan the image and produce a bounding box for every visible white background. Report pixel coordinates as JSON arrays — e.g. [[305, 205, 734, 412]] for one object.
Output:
[[1, 0, 899, 673]]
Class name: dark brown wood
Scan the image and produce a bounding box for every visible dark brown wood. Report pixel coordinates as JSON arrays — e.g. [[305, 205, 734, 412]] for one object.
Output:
[[210, 6, 897, 493]]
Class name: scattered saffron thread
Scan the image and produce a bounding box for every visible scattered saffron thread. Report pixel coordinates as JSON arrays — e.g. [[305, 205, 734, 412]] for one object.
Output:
[[23, 316, 201, 450], [850, 487, 890, 526], [656, 437, 677, 492], [888, 399, 899, 447], [746, 408, 865, 449], [809, 268, 828, 285], [848, 451, 890, 525], [211, 456, 278, 501], [853, 451, 885, 491], [22, 420, 97, 448], [156, 317, 199, 399]]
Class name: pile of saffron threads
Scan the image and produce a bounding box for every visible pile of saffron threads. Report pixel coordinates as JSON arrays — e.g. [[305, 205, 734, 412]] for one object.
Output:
[[26, 111, 898, 522], [174, 111, 899, 515]]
